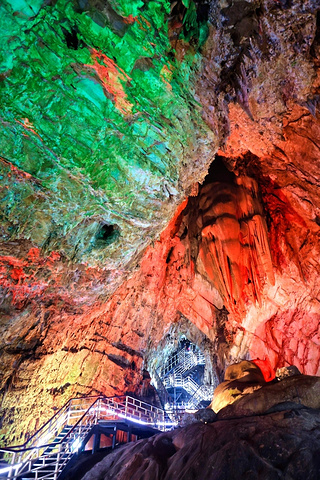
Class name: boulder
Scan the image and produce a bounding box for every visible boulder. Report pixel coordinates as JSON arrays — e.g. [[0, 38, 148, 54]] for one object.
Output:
[[276, 365, 301, 381], [194, 408, 217, 424], [209, 360, 266, 413], [217, 374, 320, 420], [224, 360, 266, 383]]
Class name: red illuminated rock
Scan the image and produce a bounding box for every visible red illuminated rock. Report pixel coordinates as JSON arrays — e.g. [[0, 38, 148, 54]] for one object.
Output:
[[197, 173, 274, 313]]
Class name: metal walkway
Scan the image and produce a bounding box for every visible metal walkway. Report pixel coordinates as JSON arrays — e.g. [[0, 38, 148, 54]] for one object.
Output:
[[156, 344, 214, 410], [0, 396, 176, 480], [158, 345, 206, 378]]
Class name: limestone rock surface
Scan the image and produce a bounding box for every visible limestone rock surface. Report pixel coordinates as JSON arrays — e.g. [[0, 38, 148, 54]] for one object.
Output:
[[81, 407, 320, 480], [216, 374, 320, 419], [210, 360, 266, 413]]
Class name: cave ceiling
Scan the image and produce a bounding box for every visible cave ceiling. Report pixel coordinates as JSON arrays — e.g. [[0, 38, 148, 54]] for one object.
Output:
[[0, 0, 320, 445]]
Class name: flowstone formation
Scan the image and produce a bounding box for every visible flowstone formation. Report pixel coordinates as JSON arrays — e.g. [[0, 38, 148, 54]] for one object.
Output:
[[1, 0, 320, 452], [197, 160, 274, 313]]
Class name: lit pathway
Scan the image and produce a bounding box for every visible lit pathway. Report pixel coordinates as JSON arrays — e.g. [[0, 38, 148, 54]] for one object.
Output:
[[0, 396, 176, 480]]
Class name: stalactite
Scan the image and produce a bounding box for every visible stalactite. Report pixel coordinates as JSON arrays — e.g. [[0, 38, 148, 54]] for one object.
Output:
[[197, 173, 274, 313]]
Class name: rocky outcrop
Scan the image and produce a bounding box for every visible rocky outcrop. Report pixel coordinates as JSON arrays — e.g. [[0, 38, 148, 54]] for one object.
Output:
[[80, 373, 320, 479], [208, 360, 320, 416], [209, 360, 267, 412], [216, 374, 320, 419], [0, 0, 216, 274], [81, 406, 320, 480]]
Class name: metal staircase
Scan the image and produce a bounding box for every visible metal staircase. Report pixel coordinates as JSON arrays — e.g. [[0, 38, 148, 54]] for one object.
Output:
[[163, 373, 200, 396], [156, 344, 214, 411], [158, 345, 206, 378], [0, 396, 175, 480], [0, 346, 216, 478]]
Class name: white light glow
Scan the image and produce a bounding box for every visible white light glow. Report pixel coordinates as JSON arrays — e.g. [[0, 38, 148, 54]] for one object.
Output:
[[116, 413, 177, 428], [71, 438, 82, 452], [56, 414, 67, 429], [37, 432, 51, 447], [0, 462, 23, 474]]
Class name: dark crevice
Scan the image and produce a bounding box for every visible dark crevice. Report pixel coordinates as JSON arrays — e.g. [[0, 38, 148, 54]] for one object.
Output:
[[61, 26, 82, 50], [180, 226, 188, 240], [310, 10, 320, 58], [166, 247, 174, 264], [95, 223, 120, 247], [111, 341, 143, 358], [47, 383, 71, 395], [203, 156, 236, 186], [107, 353, 131, 369]]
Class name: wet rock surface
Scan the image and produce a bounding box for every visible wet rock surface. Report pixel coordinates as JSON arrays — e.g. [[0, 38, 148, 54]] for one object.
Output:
[[216, 374, 320, 419]]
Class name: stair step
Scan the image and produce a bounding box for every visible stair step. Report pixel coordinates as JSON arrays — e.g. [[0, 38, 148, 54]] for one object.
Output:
[[12, 396, 174, 479], [35, 455, 70, 463], [34, 459, 69, 463], [32, 467, 55, 470]]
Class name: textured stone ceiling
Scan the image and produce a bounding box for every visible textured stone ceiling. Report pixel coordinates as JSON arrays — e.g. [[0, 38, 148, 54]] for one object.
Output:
[[1, 0, 320, 445], [0, 0, 216, 276]]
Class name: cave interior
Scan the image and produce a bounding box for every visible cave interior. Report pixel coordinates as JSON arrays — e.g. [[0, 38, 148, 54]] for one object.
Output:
[[0, 0, 320, 476]]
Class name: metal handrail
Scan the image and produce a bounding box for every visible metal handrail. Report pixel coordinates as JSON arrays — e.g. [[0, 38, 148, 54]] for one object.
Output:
[[0, 397, 100, 479], [158, 346, 205, 378], [0, 395, 174, 480], [163, 374, 199, 393], [1, 395, 100, 452]]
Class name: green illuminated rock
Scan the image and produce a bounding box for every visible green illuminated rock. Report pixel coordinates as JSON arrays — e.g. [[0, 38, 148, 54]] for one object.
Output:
[[0, 0, 216, 268]]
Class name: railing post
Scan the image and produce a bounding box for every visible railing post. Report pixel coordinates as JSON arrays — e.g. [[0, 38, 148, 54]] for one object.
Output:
[[53, 443, 61, 480], [125, 396, 128, 418], [7, 451, 16, 480], [95, 398, 101, 424], [66, 401, 71, 426]]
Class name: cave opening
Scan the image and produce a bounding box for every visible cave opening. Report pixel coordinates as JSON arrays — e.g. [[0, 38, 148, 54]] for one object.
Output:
[[156, 336, 215, 411], [95, 223, 120, 247], [202, 155, 236, 187]]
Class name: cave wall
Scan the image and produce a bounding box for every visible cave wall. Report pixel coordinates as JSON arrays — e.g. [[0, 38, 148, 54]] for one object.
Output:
[[0, 0, 217, 285], [1, 0, 320, 446]]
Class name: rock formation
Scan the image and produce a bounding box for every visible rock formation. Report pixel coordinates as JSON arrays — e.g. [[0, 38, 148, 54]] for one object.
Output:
[[0, 0, 320, 451], [76, 368, 320, 480], [209, 360, 267, 413], [84, 410, 319, 480], [197, 166, 274, 312], [208, 359, 320, 417]]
